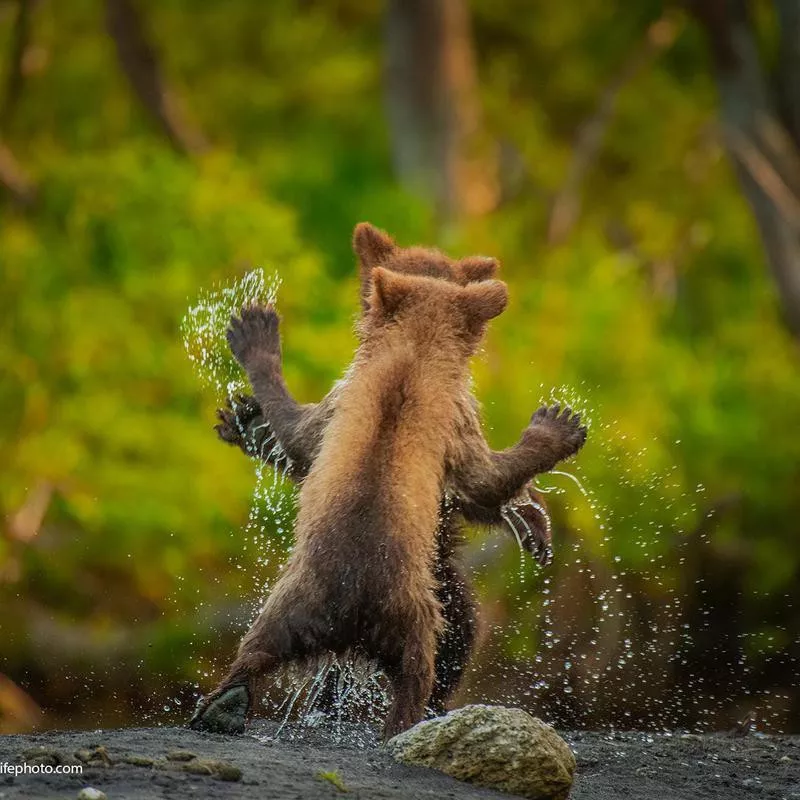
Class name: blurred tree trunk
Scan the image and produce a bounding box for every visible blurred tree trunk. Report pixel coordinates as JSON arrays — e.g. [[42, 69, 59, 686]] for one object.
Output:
[[105, 0, 208, 156], [0, 0, 36, 207], [548, 15, 680, 245], [2, 0, 31, 124], [384, 0, 497, 224], [691, 0, 800, 338]]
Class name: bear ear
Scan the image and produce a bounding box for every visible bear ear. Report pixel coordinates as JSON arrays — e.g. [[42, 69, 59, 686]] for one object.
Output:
[[460, 256, 499, 283], [353, 222, 396, 269], [460, 279, 508, 323], [370, 266, 410, 317], [354, 223, 397, 310]]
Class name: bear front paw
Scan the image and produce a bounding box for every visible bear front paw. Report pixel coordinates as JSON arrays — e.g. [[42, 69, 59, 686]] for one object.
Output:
[[226, 303, 281, 369], [215, 393, 262, 447], [503, 488, 553, 566], [527, 403, 587, 463]]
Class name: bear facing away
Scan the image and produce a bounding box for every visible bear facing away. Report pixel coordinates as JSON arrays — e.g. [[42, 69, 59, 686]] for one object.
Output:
[[191, 263, 585, 739], [214, 224, 568, 715], [217, 224, 554, 562], [192, 269, 510, 739]]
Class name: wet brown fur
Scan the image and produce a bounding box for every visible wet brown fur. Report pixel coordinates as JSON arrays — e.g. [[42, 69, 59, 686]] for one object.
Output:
[[204, 269, 511, 738], [212, 225, 578, 721], [215, 226, 560, 715]]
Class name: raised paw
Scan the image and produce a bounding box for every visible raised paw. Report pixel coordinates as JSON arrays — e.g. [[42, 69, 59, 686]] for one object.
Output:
[[215, 393, 262, 446], [226, 303, 281, 369], [526, 403, 587, 466], [503, 488, 553, 566], [188, 684, 250, 735]]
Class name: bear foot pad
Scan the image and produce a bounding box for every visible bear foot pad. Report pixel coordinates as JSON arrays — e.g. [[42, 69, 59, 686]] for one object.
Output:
[[189, 685, 249, 735]]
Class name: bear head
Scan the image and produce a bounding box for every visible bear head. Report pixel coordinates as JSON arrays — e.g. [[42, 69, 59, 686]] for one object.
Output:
[[353, 222, 500, 313], [364, 265, 508, 356]]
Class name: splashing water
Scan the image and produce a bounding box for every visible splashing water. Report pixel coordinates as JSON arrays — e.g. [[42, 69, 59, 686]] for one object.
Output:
[[176, 283, 796, 739], [180, 267, 296, 620], [255, 656, 390, 747], [181, 267, 281, 399], [469, 385, 796, 734], [545, 470, 591, 497]]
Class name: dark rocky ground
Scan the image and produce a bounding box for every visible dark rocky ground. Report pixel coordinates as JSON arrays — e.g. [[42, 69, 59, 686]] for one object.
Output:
[[0, 721, 798, 800]]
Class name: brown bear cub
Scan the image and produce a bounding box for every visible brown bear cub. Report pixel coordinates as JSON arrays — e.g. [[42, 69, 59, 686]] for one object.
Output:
[[214, 224, 560, 716], [191, 259, 585, 739], [192, 269, 511, 738]]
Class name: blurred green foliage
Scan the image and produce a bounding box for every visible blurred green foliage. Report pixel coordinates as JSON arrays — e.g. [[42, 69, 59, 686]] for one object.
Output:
[[0, 0, 798, 732]]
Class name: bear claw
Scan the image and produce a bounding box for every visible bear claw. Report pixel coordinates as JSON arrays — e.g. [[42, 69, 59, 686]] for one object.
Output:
[[215, 394, 262, 446]]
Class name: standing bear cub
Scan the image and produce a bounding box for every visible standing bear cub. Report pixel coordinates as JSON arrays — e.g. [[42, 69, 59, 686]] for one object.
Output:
[[214, 223, 561, 717], [191, 263, 585, 739]]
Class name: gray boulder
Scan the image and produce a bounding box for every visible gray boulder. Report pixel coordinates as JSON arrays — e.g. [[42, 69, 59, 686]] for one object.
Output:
[[386, 704, 575, 800]]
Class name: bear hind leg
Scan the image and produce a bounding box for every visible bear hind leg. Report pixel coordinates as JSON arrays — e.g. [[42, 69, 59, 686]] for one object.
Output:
[[428, 555, 477, 717], [381, 610, 439, 740], [189, 596, 320, 734]]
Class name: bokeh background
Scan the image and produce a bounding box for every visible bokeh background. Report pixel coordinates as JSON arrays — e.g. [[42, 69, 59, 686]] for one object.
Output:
[[1, 0, 799, 735]]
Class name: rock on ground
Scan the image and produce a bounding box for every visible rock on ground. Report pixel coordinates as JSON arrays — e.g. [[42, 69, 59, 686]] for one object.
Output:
[[387, 705, 575, 800], [76, 789, 106, 800]]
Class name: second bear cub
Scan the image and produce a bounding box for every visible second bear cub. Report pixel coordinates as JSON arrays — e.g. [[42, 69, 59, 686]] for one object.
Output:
[[191, 267, 509, 739]]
